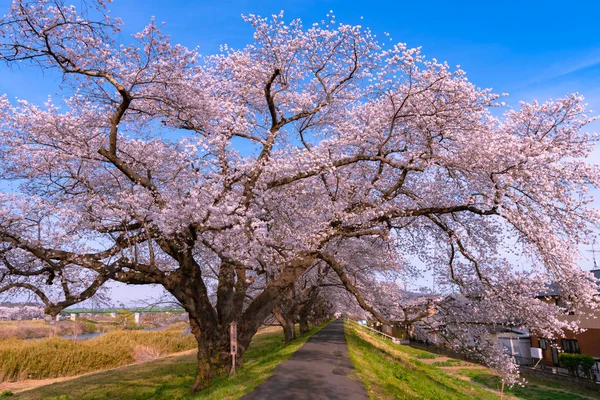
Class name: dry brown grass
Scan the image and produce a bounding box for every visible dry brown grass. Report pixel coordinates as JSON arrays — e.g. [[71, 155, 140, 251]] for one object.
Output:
[[0, 329, 196, 382], [0, 320, 104, 340], [133, 345, 164, 362]]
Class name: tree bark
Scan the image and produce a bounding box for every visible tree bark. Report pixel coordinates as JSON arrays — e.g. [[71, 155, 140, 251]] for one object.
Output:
[[188, 313, 246, 392], [164, 249, 315, 391], [299, 315, 310, 334], [273, 306, 296, 343], [298, 288, 318, 335]]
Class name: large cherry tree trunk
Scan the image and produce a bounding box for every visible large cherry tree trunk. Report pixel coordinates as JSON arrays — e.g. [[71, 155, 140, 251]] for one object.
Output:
[[164, 247, 315, 392]]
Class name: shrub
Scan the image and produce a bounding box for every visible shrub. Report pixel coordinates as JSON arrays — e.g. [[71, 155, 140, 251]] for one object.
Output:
[[133, 345, 163, 362], [80, 320, 97, 334], [166, 321, 189, 331], [558, 353, 596, 377], [0, 321, 103, 340], [115, 310, 139, 330]]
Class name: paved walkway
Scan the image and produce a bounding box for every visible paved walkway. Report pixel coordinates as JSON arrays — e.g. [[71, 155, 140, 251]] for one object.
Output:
[[241, 319, 368, 400]]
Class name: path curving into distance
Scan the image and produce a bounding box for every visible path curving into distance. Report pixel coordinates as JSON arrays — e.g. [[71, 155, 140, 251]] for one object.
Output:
[[241, 319, 368, 400]]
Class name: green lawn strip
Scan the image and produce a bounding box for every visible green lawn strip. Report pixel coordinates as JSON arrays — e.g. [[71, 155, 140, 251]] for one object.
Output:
[[344, 320, 499, 400], [458, 369, 599, 400], [14, 323, 328, 400], [431, 359, 464, 367]]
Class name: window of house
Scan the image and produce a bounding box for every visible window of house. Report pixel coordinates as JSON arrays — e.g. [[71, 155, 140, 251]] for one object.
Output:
[[561, 339, 580, 354], [538, 338, 547, 350], [556, 298, 576, 315]]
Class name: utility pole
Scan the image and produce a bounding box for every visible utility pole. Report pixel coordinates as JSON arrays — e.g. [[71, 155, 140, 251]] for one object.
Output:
[[587, 240, 598, 269]]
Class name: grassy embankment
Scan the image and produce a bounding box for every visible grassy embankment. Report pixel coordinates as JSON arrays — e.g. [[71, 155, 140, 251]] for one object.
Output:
[[0, 329, 196, 382], [344, 320, 599, 400], [459, 369, 600, 400], [11, 323, 327, 400]]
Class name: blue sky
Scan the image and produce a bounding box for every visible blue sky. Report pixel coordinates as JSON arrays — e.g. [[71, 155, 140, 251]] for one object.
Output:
[[1, 0, 600, 303], [3, 0, 600, 108]]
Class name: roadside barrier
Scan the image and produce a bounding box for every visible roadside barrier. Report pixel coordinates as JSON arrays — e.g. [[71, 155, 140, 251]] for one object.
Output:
[[346, 318, 401, 343]]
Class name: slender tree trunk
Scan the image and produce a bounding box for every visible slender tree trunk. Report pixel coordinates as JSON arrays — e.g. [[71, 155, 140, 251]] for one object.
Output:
[[273, 307, 296, 343], [285, 317, 296, 342], [299, 314, 310, 334]]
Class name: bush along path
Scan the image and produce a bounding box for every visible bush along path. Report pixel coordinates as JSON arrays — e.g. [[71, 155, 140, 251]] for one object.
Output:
[[242, 319, 368, 400]]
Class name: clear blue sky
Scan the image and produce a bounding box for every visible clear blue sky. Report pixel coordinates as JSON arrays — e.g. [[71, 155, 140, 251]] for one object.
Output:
[[1, 0, 599, 303], [3, 0, 600, 108]]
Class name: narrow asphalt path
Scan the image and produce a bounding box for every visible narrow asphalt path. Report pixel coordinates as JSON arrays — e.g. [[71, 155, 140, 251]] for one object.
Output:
[[241, 319, 368, 400]]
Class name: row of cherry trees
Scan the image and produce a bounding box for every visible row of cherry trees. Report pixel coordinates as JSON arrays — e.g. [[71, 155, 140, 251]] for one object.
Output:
[[0, 0, 599, 391], [0, 304, 45, 320]]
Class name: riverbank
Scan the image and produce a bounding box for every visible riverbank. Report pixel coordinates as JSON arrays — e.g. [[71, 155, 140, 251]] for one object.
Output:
[[0, 329, 196, 382], [0, 348, 197, 394], [10, 324, 327, 399], [0, 320, 103, 341]]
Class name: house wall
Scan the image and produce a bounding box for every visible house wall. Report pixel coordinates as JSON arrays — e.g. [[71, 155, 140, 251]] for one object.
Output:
[[531, 335, 557, 366], [382, 325, 408, 339], [531, 328, 600, 366], [560, 306, 600, 330], [565, 329, 600, 358], [497, 336, 531, 359]]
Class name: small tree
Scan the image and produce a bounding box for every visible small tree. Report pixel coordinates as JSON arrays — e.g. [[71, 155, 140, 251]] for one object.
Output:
[[70, 321, 84, 340], [559, 353, 596, 378], [116, 310, 137, 330]]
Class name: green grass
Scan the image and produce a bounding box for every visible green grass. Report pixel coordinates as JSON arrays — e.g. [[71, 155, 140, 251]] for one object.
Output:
[[415, 352, 437, 359], [431, 359, 464, 367], [344, 321, 499, 400], [0, 330, 196, 381], [13, 323, 328, 400], [458, 369, 598, 400], [345, 321, 599, 400]]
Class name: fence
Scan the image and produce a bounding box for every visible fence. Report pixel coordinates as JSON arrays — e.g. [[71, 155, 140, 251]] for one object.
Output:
[[409, 340, 482, 365], [346, 319, 400, 343], [512, 354, 600, 381], [520, 366, 600, 391], [349, 319, 600, 393]]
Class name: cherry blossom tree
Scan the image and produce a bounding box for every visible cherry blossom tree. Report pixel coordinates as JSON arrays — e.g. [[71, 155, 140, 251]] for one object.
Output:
[[272, 263, 337, 342], [0, 304, 45, 320], [0, 0, 599, 390]]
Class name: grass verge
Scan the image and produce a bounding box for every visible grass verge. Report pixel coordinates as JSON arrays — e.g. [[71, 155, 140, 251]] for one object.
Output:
[[345, 320, 600, 400], [458, 369, 598, 400], [13, 323, 327, 400], [344, 320, 498, 400]]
